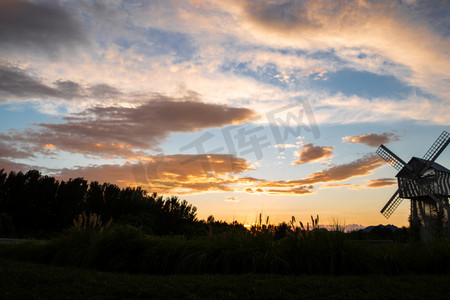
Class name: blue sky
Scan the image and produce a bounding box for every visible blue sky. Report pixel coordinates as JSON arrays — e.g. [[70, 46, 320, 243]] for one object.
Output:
[[0, 0, 449, 227]]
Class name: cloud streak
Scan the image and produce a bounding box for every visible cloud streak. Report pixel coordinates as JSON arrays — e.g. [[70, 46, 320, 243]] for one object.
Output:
[[0, 95, 256, 158], [343, 132, 401, 147], [366, 178, 397, 188], [0, 64, 122, 103]]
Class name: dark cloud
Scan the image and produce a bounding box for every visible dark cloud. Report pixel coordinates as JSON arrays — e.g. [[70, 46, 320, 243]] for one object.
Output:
[[243, 1, 321, 33], [0, 65, 58, 100], [292, 143, 333, 165], [53, 80, 83, 99], [343, 132, 401, 147], [240, 0, 394, 36], [0, 96, 256, 158], [0, 0, 89, 55], [0, 64, 124, 102], [88, 84, 122, 99]]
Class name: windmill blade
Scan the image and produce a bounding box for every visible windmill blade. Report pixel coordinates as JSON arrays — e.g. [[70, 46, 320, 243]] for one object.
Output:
[[414, 179, 450, 213], [380, 189, 404, 219], [376, 145, 411, 172], [419, 131, 450, 176], [422, 131, 450, 163]]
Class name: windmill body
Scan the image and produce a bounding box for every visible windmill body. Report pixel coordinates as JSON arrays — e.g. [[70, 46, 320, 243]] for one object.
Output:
[[376, 131, 450, 240]]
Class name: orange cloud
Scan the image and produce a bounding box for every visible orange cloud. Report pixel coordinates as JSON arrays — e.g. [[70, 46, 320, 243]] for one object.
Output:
[[320, 183, 353, 189], [366, 178, 397, 188], [292, 143, 333, 165], [52, 153, 385, 196], [56, 154, 253, 194], [296, 154, 384, 185], [266, 185, 314, 195], [343, 132, 400, 147], [243, 154, 383, 194]]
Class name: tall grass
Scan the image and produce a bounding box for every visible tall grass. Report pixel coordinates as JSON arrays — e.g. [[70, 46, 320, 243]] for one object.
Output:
[[1, 216, 450, 275]]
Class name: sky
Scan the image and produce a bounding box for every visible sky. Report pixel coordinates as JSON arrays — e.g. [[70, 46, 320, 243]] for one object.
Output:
[[1, 0, 449, 228]]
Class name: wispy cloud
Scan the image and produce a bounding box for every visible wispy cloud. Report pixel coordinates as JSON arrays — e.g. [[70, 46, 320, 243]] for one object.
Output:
[[320, 183, 353, 189], [247, 153, 385, 194], [266, 185, 314, 195], [366, 178, 397, 188], [0, 95, 256, 158], [342, 132, 401, 147], [230, 0, 450, 98], [0, 64, 122, 103], [225, 196, 239, 202], [295, 154, 384, 185]]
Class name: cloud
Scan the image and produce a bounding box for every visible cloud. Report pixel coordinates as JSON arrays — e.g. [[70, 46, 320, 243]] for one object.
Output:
[[0, 95, 256, 158], [0, 158, 36, 174], [295, 154, 384, 185], [292, 143, 333, 165], [0, 64, 125, 103], [55, 154, 253, 194], [0, 140, 37, 159], [220, 0, 450, 100], [320, 183, 353, 189], [366, 178, 397, 188], [255, 154, 384, 190], [343, 132, 401, 147], [273, 144, 298, 149], [0, 65, 60, 101], [225, 196, 239, 202], [242, 154, 384, 194], [0, 0, 89, 56], [1, 151, 385, 196], [266, 185, 314, 195]]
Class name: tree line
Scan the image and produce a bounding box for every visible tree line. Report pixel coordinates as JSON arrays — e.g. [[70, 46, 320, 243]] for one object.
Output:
[[0, 169, 208, 237]]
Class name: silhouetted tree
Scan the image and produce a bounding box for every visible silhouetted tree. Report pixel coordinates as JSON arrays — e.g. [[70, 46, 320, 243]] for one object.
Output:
[[0, 169, 208, 237]]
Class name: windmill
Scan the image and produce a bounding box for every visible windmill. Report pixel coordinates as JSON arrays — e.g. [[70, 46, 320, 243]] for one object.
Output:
[[376, 131, 450, 240]]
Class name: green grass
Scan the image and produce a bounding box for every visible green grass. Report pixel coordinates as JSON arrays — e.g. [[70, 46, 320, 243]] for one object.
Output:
[[2, 258, 450, 299]]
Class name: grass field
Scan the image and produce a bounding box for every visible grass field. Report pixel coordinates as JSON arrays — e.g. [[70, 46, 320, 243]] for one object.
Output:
[[2, 258, 450, 299]]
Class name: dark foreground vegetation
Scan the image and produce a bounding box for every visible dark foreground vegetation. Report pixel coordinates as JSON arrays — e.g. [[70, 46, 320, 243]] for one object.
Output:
[[1, 169, 450, 279], [1, 225, 450, 275], [0, 169, 207, 238], [2, 258, 450, 300]]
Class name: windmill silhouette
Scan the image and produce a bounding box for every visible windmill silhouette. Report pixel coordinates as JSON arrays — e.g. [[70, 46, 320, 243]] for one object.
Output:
[[376, 131, 450, 239]]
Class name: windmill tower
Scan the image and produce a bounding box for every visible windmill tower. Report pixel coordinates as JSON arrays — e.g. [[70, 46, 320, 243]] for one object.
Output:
[[376, 131, 450, 240]]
